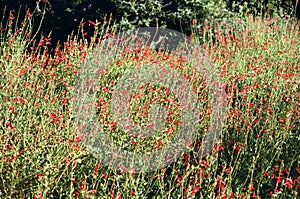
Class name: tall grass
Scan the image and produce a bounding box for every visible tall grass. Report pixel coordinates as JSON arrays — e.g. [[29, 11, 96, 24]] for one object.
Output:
[[0, 9, 299, 199]]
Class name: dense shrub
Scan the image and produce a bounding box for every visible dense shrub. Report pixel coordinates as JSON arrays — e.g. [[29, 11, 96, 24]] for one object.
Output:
[[227, 0, 300, 22], [110, 0, 231, 32], [0, 10, 299, 198]]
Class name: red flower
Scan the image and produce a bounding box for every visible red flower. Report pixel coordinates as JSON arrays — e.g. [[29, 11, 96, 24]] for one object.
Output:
[[248, 183, 255, 191], [176, 177, 182, 185], [71, 179, 77, 184], [94, 163, 102, 173], [102, 87, 109, 92], [130, 189, 135, 195], [76, 134, 84, 143], [253, 118, 259, 124], [62, 97, 69, 105], [263, 171, 269, 176], [37, 173, 43, 180], [79, 182, 87, 191], [88, 20, 96, 26], [276, 177, 282, 183], [74, 191, 80, 197], [9, 106, 15, 113], [88, 189, 96, 195], [274, 166, 280, 171], [27, 11, 32, 17], [116, 193, 122, 199], [269, 191, 273, 197], [120, 165, 129, 172], [191, 186, 200, 194], [284, 179, 293, 189], [116, 60, 121, 66], [216, 176, 226, 191], [110, 190, 115, 199], [156, 140, 163, 149]]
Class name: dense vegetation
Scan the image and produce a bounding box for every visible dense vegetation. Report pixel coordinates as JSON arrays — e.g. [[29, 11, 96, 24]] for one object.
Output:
[[0, 0, 299, 198]]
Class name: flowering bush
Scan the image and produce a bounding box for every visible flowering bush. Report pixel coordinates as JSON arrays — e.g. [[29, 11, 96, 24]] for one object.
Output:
[[0, 9, 299, 199]]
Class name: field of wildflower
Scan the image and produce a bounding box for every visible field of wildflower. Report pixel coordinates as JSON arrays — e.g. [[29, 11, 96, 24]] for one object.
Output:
[[0, 9, 299, 199]]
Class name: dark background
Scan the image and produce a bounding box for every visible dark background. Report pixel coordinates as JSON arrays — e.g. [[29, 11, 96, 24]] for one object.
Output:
[[1, 0, 299, 50]]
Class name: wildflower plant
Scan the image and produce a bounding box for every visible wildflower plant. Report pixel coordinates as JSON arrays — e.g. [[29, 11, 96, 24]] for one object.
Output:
[[72, 26, 226, 174], [0, 7, 299, 199]]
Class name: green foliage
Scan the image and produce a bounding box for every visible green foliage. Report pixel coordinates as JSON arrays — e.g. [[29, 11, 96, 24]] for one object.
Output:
[[111, 0, 233, 33], [111, 0, 165, 29], [228, 0, 298, 17]]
